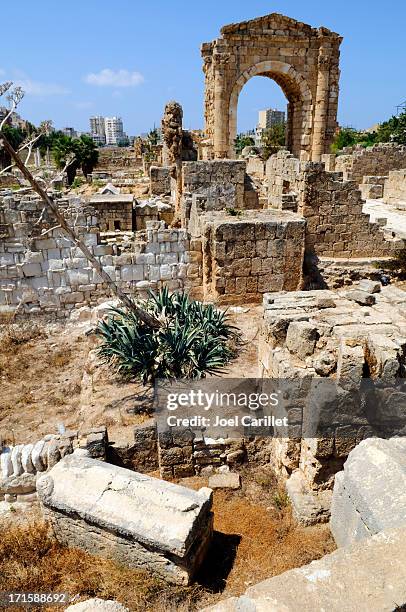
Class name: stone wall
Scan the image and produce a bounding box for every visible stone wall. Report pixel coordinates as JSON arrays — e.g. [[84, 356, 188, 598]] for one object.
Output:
[[246, 156, 266, 178], [200, 210, 305, 303], [258, 284, 406, 523], [0, 192, 203, 318], [383, 168, 406, 209], [149, 166, 171, 196], [182, 160, 246, 211], [96, 147, 138, 170], [89, 195, 134, 232], [266, 150, 403, 258], [327, 143, 406, 185], [134, 199, 173, 231]]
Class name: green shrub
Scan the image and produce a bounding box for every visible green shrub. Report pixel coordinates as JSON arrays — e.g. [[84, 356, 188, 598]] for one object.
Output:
[[94, 288, 241, 383]]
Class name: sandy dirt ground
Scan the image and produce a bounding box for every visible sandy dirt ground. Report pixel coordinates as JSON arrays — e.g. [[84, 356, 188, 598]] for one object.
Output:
[[0, 305, 263, 445]]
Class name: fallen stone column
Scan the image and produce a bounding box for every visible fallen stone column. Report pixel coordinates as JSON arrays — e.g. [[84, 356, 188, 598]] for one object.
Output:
[[37, 454, 213, 584]]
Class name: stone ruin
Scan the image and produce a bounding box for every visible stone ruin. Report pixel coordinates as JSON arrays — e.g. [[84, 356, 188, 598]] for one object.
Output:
[[37, 454, 213, 585], [201, 13, 341, 161], [1, 9, 406, 604]]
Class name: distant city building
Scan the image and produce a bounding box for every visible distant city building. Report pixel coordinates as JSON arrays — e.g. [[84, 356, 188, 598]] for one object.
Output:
[[255, 108, 285, 145], [90, 116, 106, 145], [104, 116, 129, 146], [62, 127, 77, 138]]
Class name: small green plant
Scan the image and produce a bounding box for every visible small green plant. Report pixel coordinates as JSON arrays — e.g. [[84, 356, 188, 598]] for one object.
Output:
[[94, 288, 241, 383], [273, 489, 290, 510], [92, 179, 104, 188], [71, 177, 84, 189], [226, 207, 242, 217]]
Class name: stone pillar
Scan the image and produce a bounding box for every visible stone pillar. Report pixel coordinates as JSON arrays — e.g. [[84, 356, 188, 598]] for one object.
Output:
[[311, 44, 331, 162], [161, 101, 183, 220], [213, 63, 229, 159]]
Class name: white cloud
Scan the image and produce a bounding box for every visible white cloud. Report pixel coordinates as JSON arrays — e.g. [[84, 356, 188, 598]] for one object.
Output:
[[84, 68, 144, 88], [14, 78, 70, 96]]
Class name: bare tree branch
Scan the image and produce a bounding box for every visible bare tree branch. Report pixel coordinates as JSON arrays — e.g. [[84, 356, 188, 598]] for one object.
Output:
[[0, 130, 160, 328]]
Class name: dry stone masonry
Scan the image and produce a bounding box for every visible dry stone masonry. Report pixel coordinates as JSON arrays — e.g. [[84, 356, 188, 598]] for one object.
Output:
[[0, 192, 202, 317], [383, 168, 406, 210], [202, 13, 341, 160], [266, 150, 403, 258], [258, 284, 406, 523]]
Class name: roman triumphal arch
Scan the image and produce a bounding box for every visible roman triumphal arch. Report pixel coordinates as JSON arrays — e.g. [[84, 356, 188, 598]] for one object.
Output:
[[201, 13, 342, 161]]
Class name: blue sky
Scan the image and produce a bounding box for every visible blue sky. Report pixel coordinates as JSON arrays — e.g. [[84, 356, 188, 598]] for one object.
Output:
[[1, 0, 405, 135]]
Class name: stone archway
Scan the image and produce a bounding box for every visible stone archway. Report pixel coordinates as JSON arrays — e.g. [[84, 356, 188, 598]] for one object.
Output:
[[228, 61, 313, 160], [201, 13, 342, 161]]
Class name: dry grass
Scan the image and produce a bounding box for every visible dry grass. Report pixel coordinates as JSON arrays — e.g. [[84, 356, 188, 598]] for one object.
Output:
[[0, 466, 336, 611], [0, 521, 203, 612], [0, 321, 46, 350]]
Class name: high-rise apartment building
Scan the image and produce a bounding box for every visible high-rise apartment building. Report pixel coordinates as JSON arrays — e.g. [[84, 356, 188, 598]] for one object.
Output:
[[255, 108, 285, 145], [90, 116, 106, 145], [104, 116, 127, 145]]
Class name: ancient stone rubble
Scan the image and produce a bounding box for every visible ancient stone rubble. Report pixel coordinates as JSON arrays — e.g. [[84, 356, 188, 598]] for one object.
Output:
[[0, 428, 107, 503], [331, 437, 406, 547], [37, 455, 213, 584], [202, 526, 406, 611]]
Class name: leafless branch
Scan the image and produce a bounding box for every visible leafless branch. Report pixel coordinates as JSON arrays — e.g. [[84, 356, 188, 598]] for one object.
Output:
[[0, 83, 24, 130]]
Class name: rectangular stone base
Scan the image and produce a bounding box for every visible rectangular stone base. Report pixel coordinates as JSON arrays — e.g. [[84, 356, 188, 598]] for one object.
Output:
[[37, 455, 213, 584]]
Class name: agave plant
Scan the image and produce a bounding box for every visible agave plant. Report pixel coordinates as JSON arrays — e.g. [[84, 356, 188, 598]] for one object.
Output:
[[94, 288, 241, 384]]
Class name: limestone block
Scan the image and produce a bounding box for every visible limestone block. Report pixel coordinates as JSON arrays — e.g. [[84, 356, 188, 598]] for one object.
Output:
[[346, 289, 376, 306], [286, 321, 318, 360], [0, 448, 12, 478], [0, 472, 36, 495], [37, 455, 213, 584], [208, 473, 241, 490], [21, 444, 34, 473], [66, 599, 129, 612], [331, 437, 406, 547], [11, 444, 24, 476], [203, 526, 406, 612]]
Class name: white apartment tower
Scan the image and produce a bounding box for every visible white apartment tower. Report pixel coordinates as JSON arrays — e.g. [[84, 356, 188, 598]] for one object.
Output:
[[104, 116, 125, 145], [255, 108, 286, 145]]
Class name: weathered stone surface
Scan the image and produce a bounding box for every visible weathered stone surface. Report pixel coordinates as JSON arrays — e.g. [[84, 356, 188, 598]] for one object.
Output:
[[203, 527, 406, 612], [330, 437, 406, 547], [286, 470, 331, 526], [0, 472, 36, 495], [0, 448, 12, 478], [358, 279, 381, 294], [37, 455, 213, 584], [286, 321, 318, 360], [208, 473, 241, 490], [346, 289, 376, 306], [66, 598, 129, 612]]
